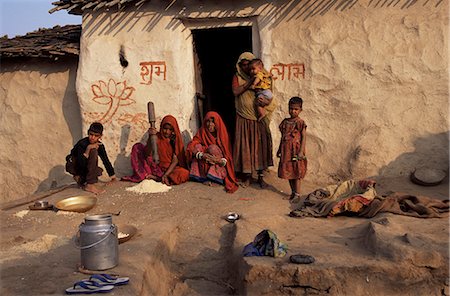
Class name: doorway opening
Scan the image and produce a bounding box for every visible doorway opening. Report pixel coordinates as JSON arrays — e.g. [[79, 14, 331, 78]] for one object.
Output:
[[192, 26, 252, 142]]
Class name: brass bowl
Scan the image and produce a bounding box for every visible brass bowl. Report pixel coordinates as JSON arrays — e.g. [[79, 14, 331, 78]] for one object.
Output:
[[55, 196, 97, 212]]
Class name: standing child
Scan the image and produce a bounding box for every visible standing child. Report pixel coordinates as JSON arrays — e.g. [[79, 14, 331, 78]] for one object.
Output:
[[277, 97, 307, 200], [249, 58, 273, 121], [66, 122, 116, 194]]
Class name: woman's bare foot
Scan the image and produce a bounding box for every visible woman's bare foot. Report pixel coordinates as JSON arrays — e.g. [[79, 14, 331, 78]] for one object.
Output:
[[146, 174, 162, 182], [238, 173, 251, 188], [238, 178, 250, 188], [257, 175, 268, 189], [84, 183, 106, 194], [203, 181, 219, 187]]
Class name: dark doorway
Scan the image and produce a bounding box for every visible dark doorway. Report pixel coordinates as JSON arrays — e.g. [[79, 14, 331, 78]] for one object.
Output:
[[192, 26, 252, 142]]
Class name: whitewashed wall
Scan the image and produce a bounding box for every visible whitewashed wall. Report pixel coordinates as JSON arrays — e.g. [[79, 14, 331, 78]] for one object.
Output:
[[77, 0, 448, 181]]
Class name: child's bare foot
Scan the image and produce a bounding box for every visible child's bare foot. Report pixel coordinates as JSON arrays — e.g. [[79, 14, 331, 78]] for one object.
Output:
[[73, 175, 81, 186], [289, 192, 301, 203], [84, 183, 106, 194]]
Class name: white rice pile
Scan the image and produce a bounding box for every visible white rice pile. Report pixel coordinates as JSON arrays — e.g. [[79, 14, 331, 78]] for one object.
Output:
[[125, 179, 171, 194]]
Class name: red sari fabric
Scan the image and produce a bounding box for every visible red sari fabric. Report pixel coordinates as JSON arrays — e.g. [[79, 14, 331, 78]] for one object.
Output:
[[157, 115, 187, 169], [278, 117, 307, 179], [189, 144, 227, 185], [187, 112, 238, 193], [122, 115, 189, 185]]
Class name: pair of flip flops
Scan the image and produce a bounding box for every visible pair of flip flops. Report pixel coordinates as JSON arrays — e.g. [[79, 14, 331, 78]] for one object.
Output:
[[66, 274, 129, 294]]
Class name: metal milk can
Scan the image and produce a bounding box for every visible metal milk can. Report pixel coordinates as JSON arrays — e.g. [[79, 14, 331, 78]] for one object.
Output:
[[78, 214, 118, 270]]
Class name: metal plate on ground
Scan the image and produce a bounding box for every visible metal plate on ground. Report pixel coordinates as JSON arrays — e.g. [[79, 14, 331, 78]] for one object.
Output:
[[410, 168, 446, 186], [55, 196, 97, 212]]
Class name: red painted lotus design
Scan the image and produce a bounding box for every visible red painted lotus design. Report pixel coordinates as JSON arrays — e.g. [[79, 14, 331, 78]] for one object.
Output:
[[90, 79, 136, 123]]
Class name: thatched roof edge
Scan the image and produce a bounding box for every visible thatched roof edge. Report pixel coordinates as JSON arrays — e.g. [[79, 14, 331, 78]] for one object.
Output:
[[0, 25, 81, 59], [50, 0, 446, 16]]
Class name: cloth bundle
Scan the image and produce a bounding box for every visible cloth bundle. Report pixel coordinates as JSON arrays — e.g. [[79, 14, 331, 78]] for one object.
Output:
[[243, 229, 288, 257]]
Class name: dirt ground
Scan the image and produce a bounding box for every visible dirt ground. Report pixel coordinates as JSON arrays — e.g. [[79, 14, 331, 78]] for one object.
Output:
[[0, 172, 448, 295]]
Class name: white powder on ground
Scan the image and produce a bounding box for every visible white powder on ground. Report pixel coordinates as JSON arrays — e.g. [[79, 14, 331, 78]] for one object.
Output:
[[14, 210, 29, 218], [56, 210, 82, 216], [125, 179, 171, 194]]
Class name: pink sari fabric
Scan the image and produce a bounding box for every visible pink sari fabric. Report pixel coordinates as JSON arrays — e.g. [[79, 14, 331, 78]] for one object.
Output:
[[121, 143, 164, 183], [122, 115, 188, 184], [189, 144, 227, 184]]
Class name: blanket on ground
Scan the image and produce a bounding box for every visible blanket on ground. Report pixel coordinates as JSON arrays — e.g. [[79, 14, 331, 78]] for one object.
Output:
[[289, 179, 449, 218]]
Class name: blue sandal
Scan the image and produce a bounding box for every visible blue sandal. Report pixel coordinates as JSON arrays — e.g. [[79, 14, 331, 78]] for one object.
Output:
[[65, 280, 114, 294], [89, 274, 129, 286]]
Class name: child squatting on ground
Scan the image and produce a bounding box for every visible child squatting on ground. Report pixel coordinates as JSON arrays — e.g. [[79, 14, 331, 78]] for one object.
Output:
[[65, 122, 116, 194], [277, 97, 307, 201], [249, 58, 273, 121]]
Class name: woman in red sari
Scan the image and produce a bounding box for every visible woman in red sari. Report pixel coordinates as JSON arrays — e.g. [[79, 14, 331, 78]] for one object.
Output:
[[187, 111, 238, 193], [122, 115, 189, 185]]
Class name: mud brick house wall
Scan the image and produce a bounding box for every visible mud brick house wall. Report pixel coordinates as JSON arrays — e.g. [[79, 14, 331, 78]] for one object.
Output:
[[0, 26, 82, 202], [1, 0, 448, 201]]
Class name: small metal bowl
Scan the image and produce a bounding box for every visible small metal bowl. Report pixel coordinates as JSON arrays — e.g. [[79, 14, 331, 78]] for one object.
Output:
[[225, 212, 240, 223], [117, 224, 138, 244], [55, 196, 97, 212], [34, 200, 49, 208], [29, 200, 53, 210]]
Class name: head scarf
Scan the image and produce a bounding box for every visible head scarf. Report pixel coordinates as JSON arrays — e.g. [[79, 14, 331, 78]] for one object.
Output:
[[189, 111, 238, 193], [236, 52, 256, 81], [158, 115, 187, 168]]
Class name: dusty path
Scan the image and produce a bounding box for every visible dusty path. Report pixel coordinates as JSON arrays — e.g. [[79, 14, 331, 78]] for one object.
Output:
[[0, 173, 448, 295]]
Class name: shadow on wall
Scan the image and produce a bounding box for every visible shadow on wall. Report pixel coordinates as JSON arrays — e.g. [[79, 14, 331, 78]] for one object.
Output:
[[62, 62, 83, 144], [378, 131, 449, 177], [115, 125, 132, 177], [81, 0, 444, 37]]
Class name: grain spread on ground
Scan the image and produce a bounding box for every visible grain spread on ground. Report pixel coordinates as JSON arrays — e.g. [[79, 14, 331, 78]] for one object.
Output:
[[56, 210, 82, 216], [13, 234, 68, 254], [13, 210, 29, 218], [125, 179, 171, 194]]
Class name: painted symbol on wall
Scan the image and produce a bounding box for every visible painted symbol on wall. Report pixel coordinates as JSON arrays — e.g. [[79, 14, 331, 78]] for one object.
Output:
[[270, 63, 305, 81], [88, 78, 136, 124], [117, 113, 148, 132], [140, 61, 167, 85]]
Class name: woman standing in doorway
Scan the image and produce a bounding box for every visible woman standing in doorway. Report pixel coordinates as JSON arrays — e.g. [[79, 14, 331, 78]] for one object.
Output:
[[232, 52, 276, 187]]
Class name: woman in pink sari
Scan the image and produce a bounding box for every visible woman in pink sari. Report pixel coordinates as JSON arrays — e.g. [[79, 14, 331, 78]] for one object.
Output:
[[187, 111, 238, 193], [122, 115, 189, 185]]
